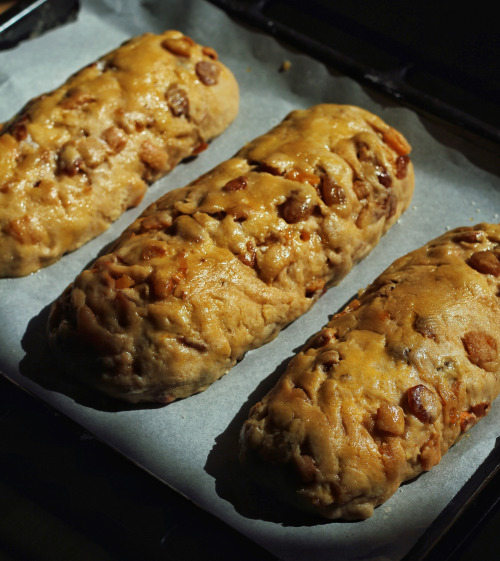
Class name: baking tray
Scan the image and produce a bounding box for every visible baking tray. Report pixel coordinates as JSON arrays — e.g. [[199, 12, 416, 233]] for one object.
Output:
[[208, 0, 500, 146], [0, 1, 499, 560], [0, 0, 80, 49]]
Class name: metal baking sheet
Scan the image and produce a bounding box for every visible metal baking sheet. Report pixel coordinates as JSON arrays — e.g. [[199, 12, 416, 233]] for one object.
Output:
[[208, 0, 500, 146], [0, 1, 499, 560], [0, 0, 80, 49]]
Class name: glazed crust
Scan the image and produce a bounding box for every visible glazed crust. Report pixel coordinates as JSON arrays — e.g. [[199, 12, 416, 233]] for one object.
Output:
[[0, 30, 239, 277], [47, 104, 414, 404], [240, 223, 500, 520]]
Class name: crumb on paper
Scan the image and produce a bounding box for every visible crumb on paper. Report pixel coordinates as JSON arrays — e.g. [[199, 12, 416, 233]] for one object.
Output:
[[279, 60, 292, 72]]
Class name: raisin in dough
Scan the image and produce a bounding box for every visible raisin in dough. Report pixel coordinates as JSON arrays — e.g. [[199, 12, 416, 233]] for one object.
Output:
[[48, 104, 414, 404], [240, 223, 500, 520], [0, 30, 239, 277]]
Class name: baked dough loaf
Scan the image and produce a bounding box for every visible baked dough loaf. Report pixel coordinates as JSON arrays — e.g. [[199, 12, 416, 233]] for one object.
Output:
[[240, 223, 500, 520], [48, 104, 414, 404], [0, 30, 239, 277]]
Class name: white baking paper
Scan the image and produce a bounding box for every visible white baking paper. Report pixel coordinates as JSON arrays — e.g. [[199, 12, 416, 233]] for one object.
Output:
[[1, 1, 499, 560]]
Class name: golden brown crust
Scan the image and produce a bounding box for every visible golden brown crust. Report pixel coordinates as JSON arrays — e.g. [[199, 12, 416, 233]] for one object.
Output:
[[0, 30, 239, 277], [240, 223, 500, 520], [47, 104, 414, 404]]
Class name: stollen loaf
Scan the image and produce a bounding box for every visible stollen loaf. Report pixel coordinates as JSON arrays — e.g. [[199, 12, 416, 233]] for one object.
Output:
[[48, 104, 414, 404], [0, 30, 239, 277], [240, 223, 500, 520]]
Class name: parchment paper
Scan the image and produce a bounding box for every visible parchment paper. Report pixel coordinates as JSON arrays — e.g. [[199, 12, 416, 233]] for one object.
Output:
[[1, 1, 499, 560]]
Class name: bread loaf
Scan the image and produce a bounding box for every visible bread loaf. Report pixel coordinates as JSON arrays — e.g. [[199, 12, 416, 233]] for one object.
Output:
[[48, 104, 414, 404], [0, 30, 239, 277], [240, 223, 500, 520]]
